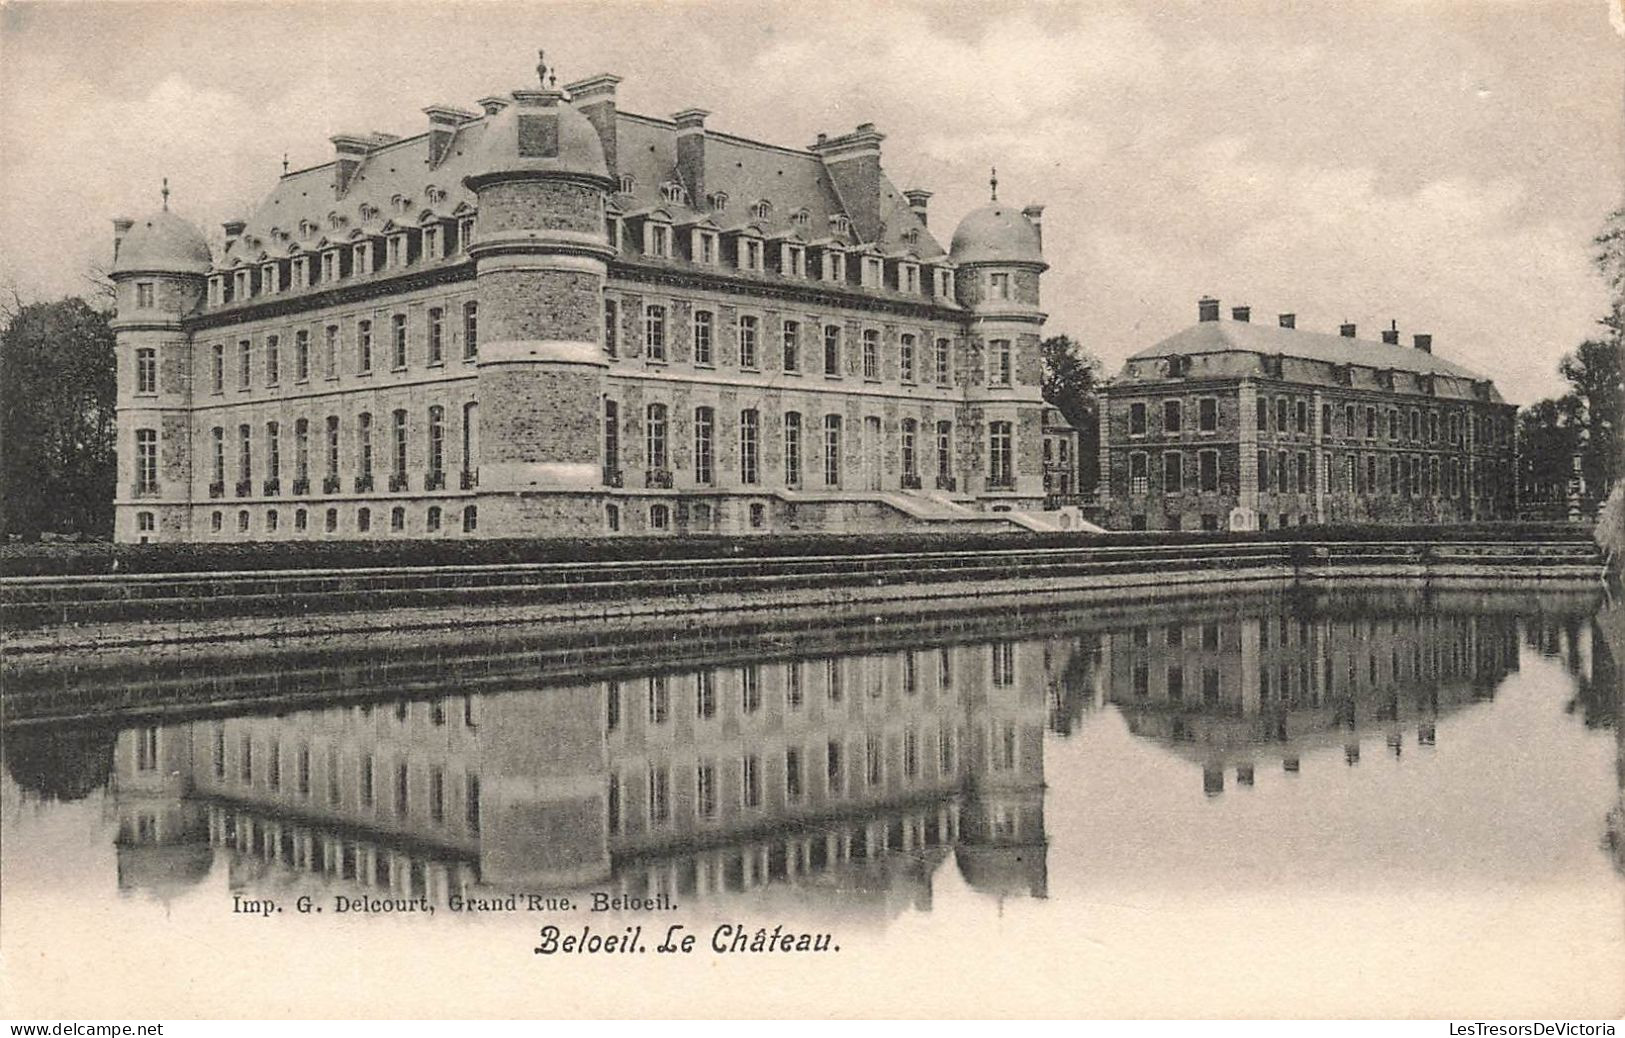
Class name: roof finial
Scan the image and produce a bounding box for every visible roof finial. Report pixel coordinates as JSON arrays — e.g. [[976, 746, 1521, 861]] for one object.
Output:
[[989, 166, 998, 202], [282, 153, 289, 175], [161, 177, 170, 211], [536, 49, 548, 87]]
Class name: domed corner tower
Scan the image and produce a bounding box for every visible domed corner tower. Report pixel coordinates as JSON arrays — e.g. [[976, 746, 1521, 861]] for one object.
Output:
[[461, 63, 618, 537], [948, 187, 1049, 510], [108, 201, 212, 543]]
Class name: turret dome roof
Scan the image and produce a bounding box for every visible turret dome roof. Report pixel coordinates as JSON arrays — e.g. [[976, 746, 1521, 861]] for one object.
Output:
[[949, 203, 1043, 266], [112, 209, 211, 276]]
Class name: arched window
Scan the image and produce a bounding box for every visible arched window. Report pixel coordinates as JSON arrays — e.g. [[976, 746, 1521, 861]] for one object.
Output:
[[462, 504, 478, 533], [830, 214, 851, 237], [357, 507, 371, 532], [752, 200, 772, 221], [618, 174, 635, 194], [649, 503, 670, 530], [693, 406, 714, 484], [739, 409, 759, 485], [660, 182, 687, 205], [793, 209, 811, 229], [823, 414, 842, 486], [646, 403, 669, 473], [427, 506, 441, 532], [708, 192, 728, 212], [462, 402, 479, 487], [391, 505, 406, 532]]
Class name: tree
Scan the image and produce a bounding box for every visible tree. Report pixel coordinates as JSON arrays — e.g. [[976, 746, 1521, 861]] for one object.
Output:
[[0, 297, 118, 539], [1558, 338, 1623, 496], [1517, 397, 1583, 511], [1040, 334, 1104, 491]]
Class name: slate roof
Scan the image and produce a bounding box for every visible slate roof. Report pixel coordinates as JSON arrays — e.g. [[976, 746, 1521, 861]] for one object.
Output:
[[222, 100, 944, 267], [1128, 319, 1491, 382]]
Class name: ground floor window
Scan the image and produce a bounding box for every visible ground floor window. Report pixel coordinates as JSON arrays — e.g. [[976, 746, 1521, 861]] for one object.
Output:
[[650, 503, 670, 530], [463, 505, 478, 533], [427, 506, 442, 532], [606, 503, 620, 531], [357, 507, 371, 532]]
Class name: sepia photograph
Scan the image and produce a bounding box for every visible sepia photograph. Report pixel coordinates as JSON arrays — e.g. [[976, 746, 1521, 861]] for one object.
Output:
[[1, 0, 1622, 1023]]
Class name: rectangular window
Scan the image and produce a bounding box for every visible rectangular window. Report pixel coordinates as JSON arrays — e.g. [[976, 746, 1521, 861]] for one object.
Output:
[[1258, 450, 1271, 492], [782, 320, 799, 372], [1129, 451, 1148, 495], [989, 271, 1011, 300], [603, 400, 619, 480], [826, 741, 844, 795], [695, 763, 716, 819], [295, 330, 310, 382], [785, 747, 803, 801], [603, 299, 617, 357], [1199, 449, 1218, 492], [1297, 451, 1309, 493], [647, 675, 669, 724], [647, 766, 669, 824], [391, 314, 407, 369], [937, 421, 953, 481], [135, 282, 154, 309], [900, 334, 916, 382], [427, 308, 443, 365], [356, 321, 372, 373], [901, 420, 918, 479], [136, 348, 157, 395], [1199, 398, 1216, 433], [990, 339, 1011, 385], [326, 416, 340, 479], [645, 404, 668, 471], [392, 409, 408, 480], [739, 409, 759, 484], [693, 406, 714, 484], [645, 305, 666, 361], [988, 421, 1013, 486], [692, 310, 713, 365], [1129, 402, 1146, 436], [358, 413, 373, 479], [266, 335, 280, 385], [862, 329, 880, 380], [935, 337, 951, 386], [1366, 406, 1377, 440], [134, 428, 158, 493], [823, 325, 841, 376], [1276, 397, 1289, 433], [238, 339, 251, 390], [463, 301, 478, 359], [212, 343, 224, 393], [783, 411, 802, 486], [823, 414, 842, 486], [1164, 399, 1181, 433], [324, 325, 339, 378], [741, 755, 761, 809], [1163, 451, 1183, 493], [1296, 400, 1308, 433], [739, 315, 758, 369]]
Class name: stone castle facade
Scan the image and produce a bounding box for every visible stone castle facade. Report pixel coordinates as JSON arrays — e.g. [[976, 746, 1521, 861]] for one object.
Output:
[[108, 57, 1051, 543]]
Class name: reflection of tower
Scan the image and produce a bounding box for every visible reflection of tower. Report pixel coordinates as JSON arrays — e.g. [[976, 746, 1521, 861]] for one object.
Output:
[[955, 641, 1048, 898], [109, 724, 211, 898], [479, 685, 611, 888]]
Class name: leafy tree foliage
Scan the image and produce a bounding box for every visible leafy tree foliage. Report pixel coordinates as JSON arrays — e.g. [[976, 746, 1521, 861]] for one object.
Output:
[[0, 297, 117, 539], [1040, 334, 1104, 490]]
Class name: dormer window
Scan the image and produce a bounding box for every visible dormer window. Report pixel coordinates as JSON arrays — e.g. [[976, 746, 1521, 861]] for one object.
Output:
[[752, 200, 772, 221], [793, 209, 811, 230], [660, 182, 687, 205], [354, 240, 373, 276], [327, 211, 344, 231], [902, 228, 919, 247], [782, 243, 806, 278], [644, 219, 672, 258], [387, 233, 408, 269], [458, 215, 475, 252], [262, 263, 279, 295], [739, 237, 763, 272], [322, 250, 339, 282], [291, 256, 310, 289], [208, 276, 224, 306], [708, 192, 728, 212], [830, 214, 851, 237], [359, 203, 379, 223], [425, 185, 446, 205], [934, 268, 955, 299], [861, 255, 882, 289], [823, 248, 846, 283], [392, 194, 411, 215], [234, 268, 251, 299], [989, 271, 1011, 300], [618, 174, 635, 194], [692, 229, 718, 265], [606, 212, 622, 250], [900, 262, 920, 294], [423, 225, 442, 261]]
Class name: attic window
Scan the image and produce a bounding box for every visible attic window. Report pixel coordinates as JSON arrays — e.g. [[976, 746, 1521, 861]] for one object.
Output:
[[708, 192, 728, 212], [793, 209, 811, 229], [327, 212, 344, 230], [660, 182, 687, 205], [359, 204, 379, 222], [392, 194, 413, 215], [829, 214, 850, 236], [752, 200, 772, 221], [618, 174, 635, 194], [902, 228, 919, 246]]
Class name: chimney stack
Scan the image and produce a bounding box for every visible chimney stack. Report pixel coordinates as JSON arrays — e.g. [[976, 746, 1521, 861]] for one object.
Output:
[[112, 217, 133, 262], [673, 108, 710, 208], [477, 95, 510, 117], [1381, 320, 1400, 345], [1278, 313, 1296, 329], [423, 104, 478, 168], [1339, 323, 1357, 338], [222, 219, 246, 244], [566, 74, 621, 178], [1198, 297, 1220, 322], [1231, 305, 1251, 323], [1022, 203, 1045, 249], [810, 123, 886, 242], [1413, 333, 1433, 353], [329, 133, 374, 198], [904, 189, 933, 227]]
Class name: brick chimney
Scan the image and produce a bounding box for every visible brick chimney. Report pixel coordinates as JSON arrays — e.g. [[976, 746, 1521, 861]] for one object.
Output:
[[1339, 323, 1357, 338], [477, 95, 510, 117], [1198, 296, 1220, 322], [811, 123, 886, 242], [567, 74, 621, 178], [221, 219, 246, 249], [1022, 203, 1045, 249], [673, 108, 709, 208], [1231, 305, 1251, 323], [423, 104, 478, 168], [1381, 320, 1400, 345], [330, 133, 374, 198], [1413, 333, 1433, 353], [1278, 313, 1295, 329], [112, 217, 133, 262], [904, 188, 932, 227]]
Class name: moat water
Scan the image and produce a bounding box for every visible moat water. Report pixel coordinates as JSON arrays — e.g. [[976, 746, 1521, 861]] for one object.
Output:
[[3, 587, 1621, 1017]]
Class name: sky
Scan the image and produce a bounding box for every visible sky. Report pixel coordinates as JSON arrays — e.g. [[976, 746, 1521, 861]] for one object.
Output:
[[1, 0, 1620, 404]]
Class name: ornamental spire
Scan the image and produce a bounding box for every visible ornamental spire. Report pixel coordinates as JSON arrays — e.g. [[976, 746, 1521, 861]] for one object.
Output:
[[989, 166, 998, 202], [161, 177, 170, 211]]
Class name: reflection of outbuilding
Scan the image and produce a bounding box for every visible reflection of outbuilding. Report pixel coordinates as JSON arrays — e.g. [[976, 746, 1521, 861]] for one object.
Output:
[[110, 723, 213, 899]]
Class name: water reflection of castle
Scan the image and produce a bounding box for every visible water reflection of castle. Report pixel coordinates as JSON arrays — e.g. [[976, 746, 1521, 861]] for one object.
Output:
[[1101, 607, 1524, 795], [108, 642, 1056, 912]]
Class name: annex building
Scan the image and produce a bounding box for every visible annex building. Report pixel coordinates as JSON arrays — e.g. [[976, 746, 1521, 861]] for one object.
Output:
[[1097, 299, 1519, 531], [107, 55, 1053, 543]]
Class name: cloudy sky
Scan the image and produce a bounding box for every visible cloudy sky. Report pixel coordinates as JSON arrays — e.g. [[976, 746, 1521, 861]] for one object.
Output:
[[1, 0, 1619, 403]]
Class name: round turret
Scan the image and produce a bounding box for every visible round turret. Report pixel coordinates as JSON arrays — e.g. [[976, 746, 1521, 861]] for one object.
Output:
[[111, 209, 211, 276], [462, 89, 612, 190], [949, 203, 1044, 267]]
